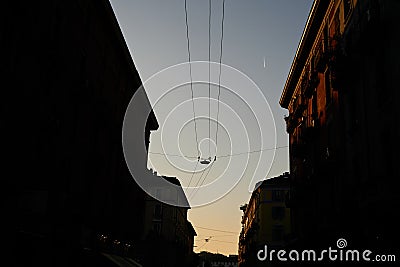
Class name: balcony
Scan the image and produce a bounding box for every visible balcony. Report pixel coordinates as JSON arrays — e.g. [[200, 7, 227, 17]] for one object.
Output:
[[292, 94, 307, 118], [304, 71, 319, 98], [286, 94, 307, 134], [313, 41, 329, 73], [285, 114, 300, 134], [299, 113, 319, 141], [329, 45, 346, 90], [285, 115, 294, 134], [285, 191, 293, 208]]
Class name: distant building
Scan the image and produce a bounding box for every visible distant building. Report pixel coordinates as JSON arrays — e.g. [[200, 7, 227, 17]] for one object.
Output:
[[238, 173, 291, 267], [280, 0, 400, 249], [197, 252, 238, 267], [141, 172, 197, 267]]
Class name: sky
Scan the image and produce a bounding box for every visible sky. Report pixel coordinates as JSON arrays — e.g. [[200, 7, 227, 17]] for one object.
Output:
[[110, 0, 313, 256]]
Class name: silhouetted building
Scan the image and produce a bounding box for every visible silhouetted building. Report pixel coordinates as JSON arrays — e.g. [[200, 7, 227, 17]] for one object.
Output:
[[238, 173, 291, 267], [280, 0, 400, 251], [197, 252, 238, 267], [4, 0, 160, 266], [141, 171, 197, 267]]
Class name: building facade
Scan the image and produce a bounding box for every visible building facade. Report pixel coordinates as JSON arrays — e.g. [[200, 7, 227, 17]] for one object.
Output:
[[238, 173, 291, 267], [280, 0, 400, 250], [0, 0, 196, 266], [197, 252, 238, 267], [141, 172, 197, 267]]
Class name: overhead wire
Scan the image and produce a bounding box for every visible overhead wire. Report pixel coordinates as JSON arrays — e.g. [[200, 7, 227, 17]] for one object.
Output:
[[196, 241, 208, 250], [195, 234, 237, 244], [148, 151, 197, 158], [152, 1, 286, 165], [194, 225, 239, 234], [184, 0, 202, 190], [182, 0, 286, 195], [187, 159, 200, 188], [217, 145, 289, 158], [208, 0, 212, 158], [184, 0, 200, 157], [210, 240, 236, 244], [190, 160, 215, 199], [148, 145, 289, 159], [188, 0, 214, 196], [215, 0, 225, 150], [189, 166, 208, 193], [196, 234, 235, 238]]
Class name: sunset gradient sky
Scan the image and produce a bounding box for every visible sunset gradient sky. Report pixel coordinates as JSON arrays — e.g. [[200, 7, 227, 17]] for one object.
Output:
[[110, 0, 313, 255]]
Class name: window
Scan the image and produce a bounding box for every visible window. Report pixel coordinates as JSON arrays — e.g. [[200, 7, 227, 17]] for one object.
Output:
[[312, 92, 318, 123], [325, 69, 332, 105], [272, 225, 284, 241], [334, 9, 341, 37], [272, 190, 284, 201], [153, 222, 161, 234], [154, 204, 162, 221], [323, 23, 329, 52], [272, 206, 285, 220]]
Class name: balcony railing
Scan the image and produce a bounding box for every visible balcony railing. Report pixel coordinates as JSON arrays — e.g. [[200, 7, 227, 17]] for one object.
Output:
[[285, 115, 295, 134], [286, 94, 308, 134], [314, 41, 328, 73], [293, 94, 307, 118], [329, 42, 346, 90], [304, 71, 319, 98], [296, 114, 319, 142]]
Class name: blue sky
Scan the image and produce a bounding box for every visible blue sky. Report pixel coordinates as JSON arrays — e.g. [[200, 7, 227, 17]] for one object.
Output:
[[110, 0, 312, 255]]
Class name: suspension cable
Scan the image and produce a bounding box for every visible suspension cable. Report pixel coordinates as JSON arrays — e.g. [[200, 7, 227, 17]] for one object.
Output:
[[208, 0, 212, 158], [184, 0, 200, 157], [215, 0, 225, 151], [149, 145, 288, 158], [187, 158, 199, 188], [190, 161, 215, 199]]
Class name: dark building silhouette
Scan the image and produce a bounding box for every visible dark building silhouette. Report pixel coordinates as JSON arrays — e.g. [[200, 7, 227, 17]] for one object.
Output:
[[0, 0, 194, 266], [141, 171, 197, 267], [197, 251, 238, 267], [238, 173, 291, 267], [280, 0, 400, 253]]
